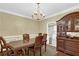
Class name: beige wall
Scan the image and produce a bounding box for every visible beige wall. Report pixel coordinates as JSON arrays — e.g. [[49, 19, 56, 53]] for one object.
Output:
[[0, 12, 40, 36], [1, 7, 79, 36]]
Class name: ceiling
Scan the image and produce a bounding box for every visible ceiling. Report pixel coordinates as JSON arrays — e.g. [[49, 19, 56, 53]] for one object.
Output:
[[0, 3, 79, 19]]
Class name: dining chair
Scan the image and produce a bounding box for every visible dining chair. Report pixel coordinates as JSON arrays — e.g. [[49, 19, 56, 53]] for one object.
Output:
[[23, 33, 30, 42], [42, 34, 47, 52], [28, 36, 43, 56], [0, 36, 14, 56], [0, 36, 26, 56], [23, 33, 30, 55]]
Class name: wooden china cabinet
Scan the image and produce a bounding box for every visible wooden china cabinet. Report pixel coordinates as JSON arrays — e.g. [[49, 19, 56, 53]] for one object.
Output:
[[57, 12, 79, 56]]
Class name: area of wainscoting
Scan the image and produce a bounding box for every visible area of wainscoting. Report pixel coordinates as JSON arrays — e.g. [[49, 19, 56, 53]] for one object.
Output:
[[2, 34, 38, 43]]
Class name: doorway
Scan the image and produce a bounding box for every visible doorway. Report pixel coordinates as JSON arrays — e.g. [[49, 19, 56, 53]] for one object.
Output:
[[47, 23, 57, 47]]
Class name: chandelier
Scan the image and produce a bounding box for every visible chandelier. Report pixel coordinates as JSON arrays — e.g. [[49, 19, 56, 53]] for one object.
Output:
[[32, 3, 45, 21]]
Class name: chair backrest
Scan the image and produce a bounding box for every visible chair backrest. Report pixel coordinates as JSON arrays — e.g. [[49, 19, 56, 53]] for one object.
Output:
[[43, 34, 47, 41], [0, 36, 7, 48], [34, 36, 43, 48], [23, 34, 30, 41], [38, 33, 42, 36]]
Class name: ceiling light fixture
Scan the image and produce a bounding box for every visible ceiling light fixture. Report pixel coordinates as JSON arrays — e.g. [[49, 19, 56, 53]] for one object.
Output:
[[32, 3, 45, 21]]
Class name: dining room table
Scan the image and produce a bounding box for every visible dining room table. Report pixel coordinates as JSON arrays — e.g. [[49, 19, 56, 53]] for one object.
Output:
[[7, 38, 35, 56]]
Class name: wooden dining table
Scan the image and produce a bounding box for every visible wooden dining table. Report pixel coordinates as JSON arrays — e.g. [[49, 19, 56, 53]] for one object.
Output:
[[7, 38, 35, 55]]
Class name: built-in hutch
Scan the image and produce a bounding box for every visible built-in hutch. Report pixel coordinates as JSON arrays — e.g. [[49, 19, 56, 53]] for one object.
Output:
[[57, 12, 79, 56]]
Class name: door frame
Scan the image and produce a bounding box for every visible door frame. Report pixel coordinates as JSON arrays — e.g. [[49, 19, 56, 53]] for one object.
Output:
[[47, 22, 57, 46]]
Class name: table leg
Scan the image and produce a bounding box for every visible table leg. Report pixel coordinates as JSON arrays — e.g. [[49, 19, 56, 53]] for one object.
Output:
[[1, 48, 4, 55], [27, 48, 29, 56], [22, 48, 26, 56], [14, 50, 18, 56]]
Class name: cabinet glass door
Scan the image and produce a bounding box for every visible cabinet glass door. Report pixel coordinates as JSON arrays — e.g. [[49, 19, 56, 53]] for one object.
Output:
[[74, 19, 79, 31], [66, 20, 72, 32]]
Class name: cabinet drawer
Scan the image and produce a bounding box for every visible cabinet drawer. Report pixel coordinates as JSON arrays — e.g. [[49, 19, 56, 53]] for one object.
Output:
[[65, 40, 79, 49], [58, 39, 64, 47], [65, 50, 79, 56], [65, 40, 79, 55]]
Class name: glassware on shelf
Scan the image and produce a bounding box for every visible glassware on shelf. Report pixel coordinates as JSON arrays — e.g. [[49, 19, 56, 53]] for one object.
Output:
[[75, 26, 79, 31], [75, 19, 79, 31], [67, 21, 71, 31]]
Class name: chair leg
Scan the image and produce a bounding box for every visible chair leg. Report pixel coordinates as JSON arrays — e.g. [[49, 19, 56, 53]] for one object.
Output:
[[45, 42, 47, 52], [33, 49, 35, 56], [40, 47, 42, 56]]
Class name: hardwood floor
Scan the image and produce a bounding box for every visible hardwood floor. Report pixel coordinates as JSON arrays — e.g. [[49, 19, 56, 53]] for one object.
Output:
[[56, 51, 69, 56], [29, 45, 57, 56]]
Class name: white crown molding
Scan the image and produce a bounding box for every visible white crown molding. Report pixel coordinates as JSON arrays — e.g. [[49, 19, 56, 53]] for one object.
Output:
[[0, 5, 79, 21], [46, 5, 79, 19], [0, 9, 32, 20], [0, 9, 45, 21]]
